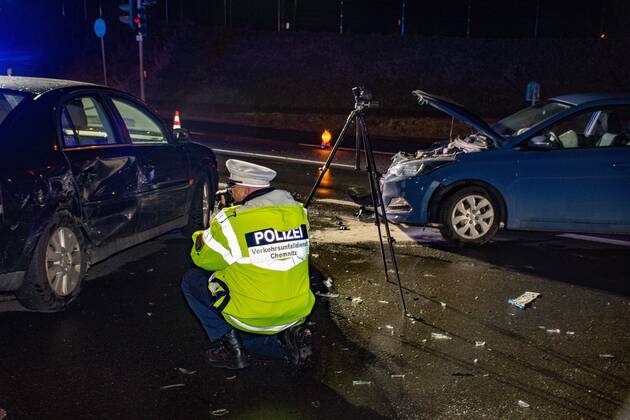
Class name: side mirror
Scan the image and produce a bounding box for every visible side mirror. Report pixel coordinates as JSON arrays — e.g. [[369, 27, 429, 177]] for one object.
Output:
[[527, 135, 553, 150], [174, 128, 191, 143]]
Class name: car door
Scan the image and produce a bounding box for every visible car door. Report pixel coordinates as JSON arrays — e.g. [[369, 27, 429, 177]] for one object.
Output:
[[60, 93, 142, 248], [513, 107, 630, 233], [107, 95, 190, 231]]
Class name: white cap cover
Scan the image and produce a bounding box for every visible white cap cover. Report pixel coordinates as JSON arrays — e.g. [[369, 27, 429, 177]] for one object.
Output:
[[226, 159, 277, 187]]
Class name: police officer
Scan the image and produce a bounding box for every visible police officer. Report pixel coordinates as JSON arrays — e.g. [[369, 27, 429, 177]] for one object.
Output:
[[181, 159, 315, 369]]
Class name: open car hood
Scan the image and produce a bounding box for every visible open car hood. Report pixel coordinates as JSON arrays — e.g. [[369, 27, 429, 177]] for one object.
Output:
[[412, 90, 505, 148]]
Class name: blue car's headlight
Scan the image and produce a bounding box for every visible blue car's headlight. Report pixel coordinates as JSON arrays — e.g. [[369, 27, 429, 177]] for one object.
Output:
[[388, 159, 454, 177]]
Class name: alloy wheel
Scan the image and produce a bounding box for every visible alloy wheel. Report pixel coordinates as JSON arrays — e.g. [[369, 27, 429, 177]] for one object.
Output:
[[45, 227, 82, 297], [450, 194, 495, 240]]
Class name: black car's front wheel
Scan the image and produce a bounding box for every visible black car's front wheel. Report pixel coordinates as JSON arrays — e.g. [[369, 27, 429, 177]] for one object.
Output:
[[439, 187, 499, 246], [183, 172, 214, 237], [16, 212, 87, 311]]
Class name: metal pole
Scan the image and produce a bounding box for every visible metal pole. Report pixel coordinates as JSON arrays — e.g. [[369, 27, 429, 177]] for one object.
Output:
[[165, 0, 169, 24], [339, 0, 344, 34], [100, 37, 108, 85], [466, 0, 471, 38], [277, 0, 281, 32], [138, 35, 145, 101], [599, 0, 606, 37], [533, 0, 540, 38], [400, 0, 406, 36], [223, 0, 227, 26]]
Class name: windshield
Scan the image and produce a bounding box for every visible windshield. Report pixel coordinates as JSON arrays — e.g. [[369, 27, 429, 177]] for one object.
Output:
[[0, 90, 28, 126], [492, 101, 572, 137]]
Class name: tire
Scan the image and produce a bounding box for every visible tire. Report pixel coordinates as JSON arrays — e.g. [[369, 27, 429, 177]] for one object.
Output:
[[182, 172, 214, 238], [16, 212, 87, 311], [438, 186, 500, 246]]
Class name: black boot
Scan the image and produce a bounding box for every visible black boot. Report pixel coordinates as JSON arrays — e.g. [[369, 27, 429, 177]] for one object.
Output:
[[279, 326, 312, 367], [206, 329, 249, 370]]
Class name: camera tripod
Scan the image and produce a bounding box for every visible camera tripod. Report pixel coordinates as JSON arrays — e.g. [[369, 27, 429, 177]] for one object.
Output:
[[304, 87, 409, 316]]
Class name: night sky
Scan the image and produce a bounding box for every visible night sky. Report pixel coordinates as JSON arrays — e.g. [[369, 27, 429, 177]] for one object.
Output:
[[0, 0, 628, 74]]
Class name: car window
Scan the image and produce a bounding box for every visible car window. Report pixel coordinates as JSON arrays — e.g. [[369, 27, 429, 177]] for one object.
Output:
[[111, 98, 168, 144], [541, 107, 630, 149], [493, 101, 571, 137], [0, 91, 27, 126], [62, 96, 117, 147]]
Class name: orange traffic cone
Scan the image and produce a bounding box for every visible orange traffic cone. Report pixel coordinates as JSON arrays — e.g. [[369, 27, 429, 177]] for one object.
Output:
[[173, 110, 182, 130], [320, 129, 332, 149]]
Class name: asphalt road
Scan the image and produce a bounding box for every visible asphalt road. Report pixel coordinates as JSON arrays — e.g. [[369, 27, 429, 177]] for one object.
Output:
[[1, 129, 629, 419]]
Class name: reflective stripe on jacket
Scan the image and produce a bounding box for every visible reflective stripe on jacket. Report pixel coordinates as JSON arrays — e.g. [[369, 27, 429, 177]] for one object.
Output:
[[191, 191, 314, 334]]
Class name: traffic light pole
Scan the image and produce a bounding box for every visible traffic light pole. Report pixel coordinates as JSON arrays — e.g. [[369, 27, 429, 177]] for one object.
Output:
[[137, 33, 145, 101]]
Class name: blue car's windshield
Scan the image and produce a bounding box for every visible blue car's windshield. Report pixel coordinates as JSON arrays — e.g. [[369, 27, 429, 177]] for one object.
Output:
[[493, 101, 572, 137]]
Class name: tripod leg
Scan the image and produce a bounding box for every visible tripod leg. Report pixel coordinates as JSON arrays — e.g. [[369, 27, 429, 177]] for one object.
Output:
[[357, 115, 389, 282], [304, 109, 357, 208], [354, 121, 362, 170], [358, 115, 409, 316]]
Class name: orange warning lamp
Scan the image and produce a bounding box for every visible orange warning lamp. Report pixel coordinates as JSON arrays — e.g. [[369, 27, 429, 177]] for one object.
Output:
[[320, 129, 332, 149]]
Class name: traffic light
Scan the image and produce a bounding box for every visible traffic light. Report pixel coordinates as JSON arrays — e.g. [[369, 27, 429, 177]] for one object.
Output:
[[136, 4, 148, 37], [118, 0, 137, 30]]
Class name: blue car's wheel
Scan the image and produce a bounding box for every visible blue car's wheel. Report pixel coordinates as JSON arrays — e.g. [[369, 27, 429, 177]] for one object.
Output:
[[439, 187, 499, 245]]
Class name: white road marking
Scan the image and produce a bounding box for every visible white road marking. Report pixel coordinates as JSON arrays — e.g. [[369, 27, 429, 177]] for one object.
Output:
[[298, 143, 394, 156], [212, 148, 355, 169], [557, 233, 630, 247]]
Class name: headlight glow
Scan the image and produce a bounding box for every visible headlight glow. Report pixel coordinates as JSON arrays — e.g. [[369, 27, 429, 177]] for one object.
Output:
[[388, 159, 454, 177]]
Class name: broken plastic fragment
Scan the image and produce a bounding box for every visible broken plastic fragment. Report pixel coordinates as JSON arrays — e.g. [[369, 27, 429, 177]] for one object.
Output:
[[517, 400, 530, 408], [423, 273, 435, 277], [312, 253, 319, 258], [177, 367, 197, 375], [323, 278, 333, 288], [390, 374, 406, 379], [599, 354, 615, 358], [566, 331, 575, 335], [440, 302, 447, 308], [378, 300, 389, 304], [385, 325, 394, 330], [225, 375, 237, 380], [431, 332, 452, 340], [353, 380, 372, 386], [508, 291, 541, 309], [210, 409, 230, 417], [315, 291, 339, 298], [475, 341, 486, 348], [546, 328, 561, 334], [160, 383, 185, 390], [351, 297, 363, 304]]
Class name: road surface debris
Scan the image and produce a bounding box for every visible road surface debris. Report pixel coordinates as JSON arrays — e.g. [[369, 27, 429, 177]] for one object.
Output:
[[518, 400, 531, 408], [160, 383, 185, 390], [353, 380, 372, 386], [508, 291, 541, 309], [210, 409, 230, 416], [431, 332, 452, 340]]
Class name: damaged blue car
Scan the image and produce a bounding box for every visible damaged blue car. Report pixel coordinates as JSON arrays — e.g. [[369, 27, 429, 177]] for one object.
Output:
[[381, 91, 630, 245]]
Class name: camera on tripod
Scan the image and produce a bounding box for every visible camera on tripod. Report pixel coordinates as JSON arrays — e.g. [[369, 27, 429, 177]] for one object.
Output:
[[353, 86, 380, 109]]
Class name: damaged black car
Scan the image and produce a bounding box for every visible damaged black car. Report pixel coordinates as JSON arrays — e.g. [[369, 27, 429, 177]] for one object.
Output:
[[0, 77, 218, 310]]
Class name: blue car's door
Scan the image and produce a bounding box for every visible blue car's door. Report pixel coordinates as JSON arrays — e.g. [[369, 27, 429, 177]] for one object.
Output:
[[513, 107, 630, 233]]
